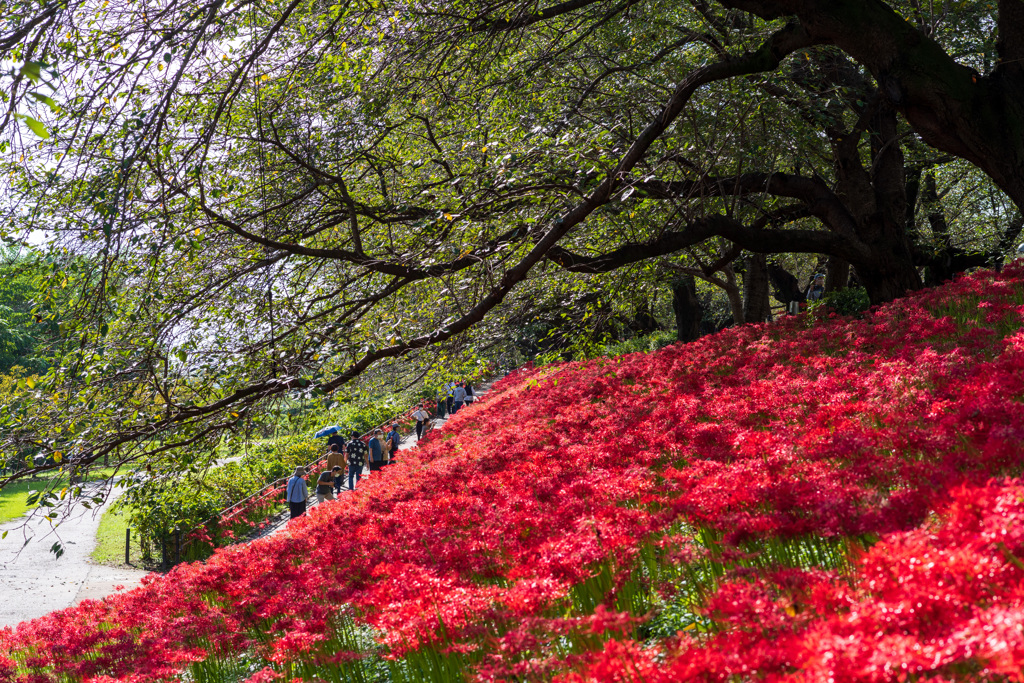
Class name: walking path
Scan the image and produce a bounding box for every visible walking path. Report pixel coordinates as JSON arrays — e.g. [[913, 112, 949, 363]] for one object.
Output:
[[250, 405, 467, 539], [251, 385, 490, 540], [0, 383, 489, 629], [0, 482, 149, 629]]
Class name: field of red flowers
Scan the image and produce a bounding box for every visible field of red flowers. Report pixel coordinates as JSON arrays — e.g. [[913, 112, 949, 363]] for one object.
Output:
[[2, 265, 1023, 683]]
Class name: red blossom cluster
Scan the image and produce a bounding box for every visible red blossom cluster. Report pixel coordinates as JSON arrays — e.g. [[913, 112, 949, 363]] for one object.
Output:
[[561, 478, 1024, 682], [1, 265, 1022, 682]]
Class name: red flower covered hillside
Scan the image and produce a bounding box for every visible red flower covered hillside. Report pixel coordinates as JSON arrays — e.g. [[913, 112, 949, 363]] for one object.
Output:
[[2, 267, 1024, 683]]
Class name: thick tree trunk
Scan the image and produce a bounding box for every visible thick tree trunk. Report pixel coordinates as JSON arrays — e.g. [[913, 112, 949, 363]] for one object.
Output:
[[722, 264, 746, 324], [743, 254, 772, 322], [671, 276, 704, 342], [825, 257, 850, 292], [722, 0, 1024, 215], [767, 262, 804, 303], [855, 250, 923, 303], [921, 172, 955, 286]]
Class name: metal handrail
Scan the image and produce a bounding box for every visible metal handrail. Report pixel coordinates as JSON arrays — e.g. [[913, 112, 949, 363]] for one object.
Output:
[[190, 404, 422, 540]]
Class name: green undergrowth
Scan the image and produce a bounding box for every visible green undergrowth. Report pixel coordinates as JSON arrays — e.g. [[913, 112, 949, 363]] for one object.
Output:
[[164, 526, 870, 683]]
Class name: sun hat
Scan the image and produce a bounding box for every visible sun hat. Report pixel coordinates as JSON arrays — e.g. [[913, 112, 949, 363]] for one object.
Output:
[[294, 466, 305, 476]]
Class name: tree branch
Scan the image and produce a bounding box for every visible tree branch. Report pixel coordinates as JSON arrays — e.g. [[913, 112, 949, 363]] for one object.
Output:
[[547, 213, 858, 273], [471, 0, 606, 32], [636, 171, 862, 239]]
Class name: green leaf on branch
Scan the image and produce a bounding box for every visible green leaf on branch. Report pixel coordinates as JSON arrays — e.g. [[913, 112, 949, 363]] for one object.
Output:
[[27, 92, 60, 113], [23, 116, 50, 139]]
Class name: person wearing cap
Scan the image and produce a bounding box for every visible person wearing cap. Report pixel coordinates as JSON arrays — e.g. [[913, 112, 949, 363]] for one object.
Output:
[[807, 273, 826, 302], [286, 466, 308, 519], [345, 430, 367, 490]]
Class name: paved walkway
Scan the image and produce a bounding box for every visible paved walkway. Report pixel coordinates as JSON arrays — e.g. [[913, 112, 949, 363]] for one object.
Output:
[[0, 384, 489, 629], [0, 481, 149, 629], [251, 387, 489, 540], [249, 414, 454, 539]]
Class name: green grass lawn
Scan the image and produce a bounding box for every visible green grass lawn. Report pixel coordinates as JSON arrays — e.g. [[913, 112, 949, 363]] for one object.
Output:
[[0, 467, 126, 524], [92, 504, 151, 568], [0, 479, 44, 525]]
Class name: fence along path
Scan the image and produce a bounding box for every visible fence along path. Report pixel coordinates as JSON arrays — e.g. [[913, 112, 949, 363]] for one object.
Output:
[[245, 387, 487, 542], [0, 385, 488, 628], [186, 383, 488, 552]]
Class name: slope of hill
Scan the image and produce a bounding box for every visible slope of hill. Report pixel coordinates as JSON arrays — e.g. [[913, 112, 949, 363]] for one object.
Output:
[[2, 266, 1023, 683]]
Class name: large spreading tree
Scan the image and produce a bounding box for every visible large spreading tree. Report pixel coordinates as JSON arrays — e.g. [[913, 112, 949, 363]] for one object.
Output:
[[0, 0, 1021, 480]]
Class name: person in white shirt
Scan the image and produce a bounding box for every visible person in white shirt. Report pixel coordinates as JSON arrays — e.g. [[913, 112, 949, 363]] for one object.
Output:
[[412, 404, 431, 440]]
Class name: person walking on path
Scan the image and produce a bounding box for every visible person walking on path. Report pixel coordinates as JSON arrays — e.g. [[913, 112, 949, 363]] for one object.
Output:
[[451, 382, 467, 415], [286, 466, 309, 519], [385, 423, 400, 465], [445, 381, 456, 416], [465, 381, 475, 404], [326, 444, 345, 494], [346, 430, 367, 490], [326, 431, 345, 454], [368, 429, 386, 472], [315, 469, 335, 504], [412, 404, 430, 440], [436, 387, 448, 418]]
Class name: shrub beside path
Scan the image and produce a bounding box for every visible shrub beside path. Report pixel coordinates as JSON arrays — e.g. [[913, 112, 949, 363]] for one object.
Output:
[[0, 385, 488, 628], [252, 385, 489, 540], [0, 483, 148, 628]]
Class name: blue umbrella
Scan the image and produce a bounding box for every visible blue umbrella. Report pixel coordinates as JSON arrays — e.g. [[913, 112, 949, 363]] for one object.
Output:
[[314, 425, 341, 438]]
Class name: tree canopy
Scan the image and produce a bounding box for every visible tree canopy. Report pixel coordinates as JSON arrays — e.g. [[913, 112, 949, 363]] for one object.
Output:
[[0, 0, 1022, 481]]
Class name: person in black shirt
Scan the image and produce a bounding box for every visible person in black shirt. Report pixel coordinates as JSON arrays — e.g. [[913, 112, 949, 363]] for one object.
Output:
[[346, 430, 368, 490], [315, 469, 335, 503]]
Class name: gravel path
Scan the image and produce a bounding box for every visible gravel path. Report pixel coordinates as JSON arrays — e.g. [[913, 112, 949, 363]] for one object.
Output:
[[0, 481, 149, 629]]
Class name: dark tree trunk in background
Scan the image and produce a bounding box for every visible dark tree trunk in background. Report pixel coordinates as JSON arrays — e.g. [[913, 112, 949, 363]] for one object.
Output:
[[768, 262, 805, 304], [630, 309, 661, 335], [825, 257, 851, 292], [671, 276, 704, 342], [743, 254, 772, 322], [722, 0, 1024, 215], [921, 172, 956, 286]]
